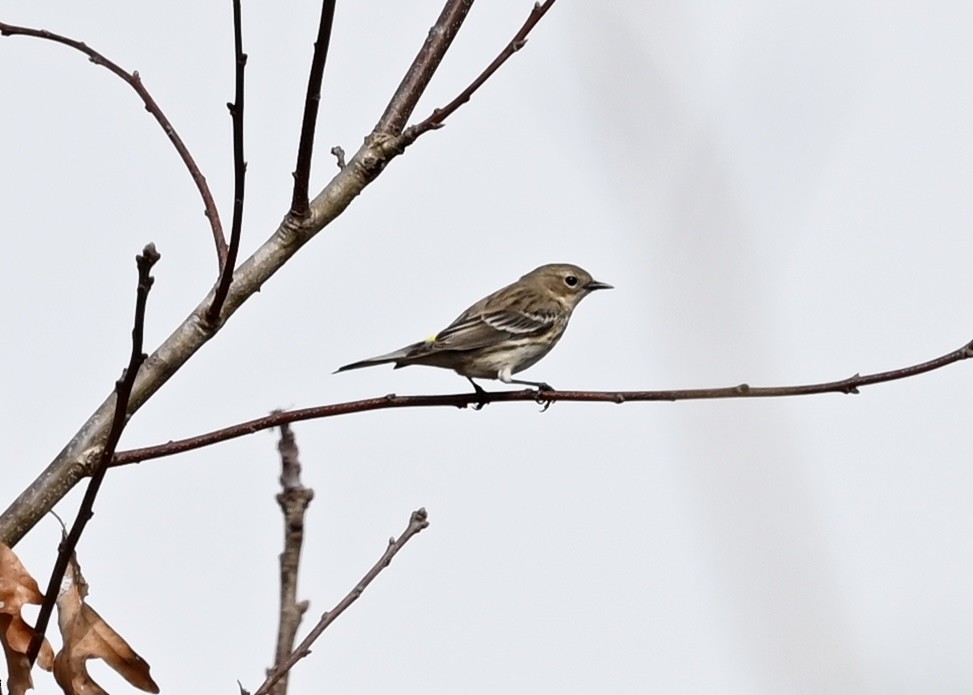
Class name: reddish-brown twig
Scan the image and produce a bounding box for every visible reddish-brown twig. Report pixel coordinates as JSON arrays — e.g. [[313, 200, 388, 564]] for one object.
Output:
[[289, 0, 338, 218], [253, 509, 430, 695], [111, 337, 973, 468], [208, 0, 248, 323], [0, 22, 228, 268], [27, 244, 161, 665]]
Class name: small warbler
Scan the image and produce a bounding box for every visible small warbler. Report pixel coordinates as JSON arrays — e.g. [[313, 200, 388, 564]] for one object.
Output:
[[336, 263, 612, 392]]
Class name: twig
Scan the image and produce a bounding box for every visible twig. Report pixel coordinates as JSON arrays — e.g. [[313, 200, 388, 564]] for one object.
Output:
[[253, 509, 430, 695], [27, 244, 161, 664], [269, 422, 314, 695], [374, 0, 475, 135], [402, 0, 558, 143], [0, 22, 228, 268], [330, 145, 346, 169], [111, 337, 973, 467], [207, 0, 249, 324], [289, 0, 338, 219]]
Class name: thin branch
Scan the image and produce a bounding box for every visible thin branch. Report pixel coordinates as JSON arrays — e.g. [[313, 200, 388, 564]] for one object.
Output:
[[0, 22, 228, 268], [207, 0, 249, 324], [290, 0, 338, 219], [254, 509, 430, 695], [374, 0, 474, 135], [111, 337, 973, 467], [269, 422, 314, 695], [27, 244, 161, 664], [402, 0, 557, 143]]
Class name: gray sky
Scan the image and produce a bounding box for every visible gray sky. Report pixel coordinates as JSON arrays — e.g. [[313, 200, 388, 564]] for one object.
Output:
[[1, 1, 971, 693]]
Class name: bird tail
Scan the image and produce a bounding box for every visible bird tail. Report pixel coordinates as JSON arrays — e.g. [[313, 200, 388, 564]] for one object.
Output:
[[334, 343, 425, 374]]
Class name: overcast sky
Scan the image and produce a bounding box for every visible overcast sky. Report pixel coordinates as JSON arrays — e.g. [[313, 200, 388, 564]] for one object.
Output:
[[1, 1, 971, 693]]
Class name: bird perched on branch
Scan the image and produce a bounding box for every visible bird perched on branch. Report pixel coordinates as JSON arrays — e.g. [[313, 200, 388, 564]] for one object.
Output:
[[335, 263, 612, 393]]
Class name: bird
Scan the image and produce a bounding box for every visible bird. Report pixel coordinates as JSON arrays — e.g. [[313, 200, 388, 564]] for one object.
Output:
[[335, 263, 612, 393]]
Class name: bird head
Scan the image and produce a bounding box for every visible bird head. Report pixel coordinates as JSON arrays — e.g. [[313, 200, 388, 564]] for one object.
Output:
[[521, 263, 613, 308]]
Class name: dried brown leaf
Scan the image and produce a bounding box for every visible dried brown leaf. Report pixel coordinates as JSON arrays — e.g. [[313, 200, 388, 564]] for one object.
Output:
[[52, 555, 158, 695], [0, 544, 55, 695]]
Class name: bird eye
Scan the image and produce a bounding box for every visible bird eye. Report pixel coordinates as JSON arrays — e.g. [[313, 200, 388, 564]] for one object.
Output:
[[564, 275, 579, 287]]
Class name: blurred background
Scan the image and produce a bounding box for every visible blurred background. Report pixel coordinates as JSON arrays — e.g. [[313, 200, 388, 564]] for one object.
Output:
[[1, 1, 970, 693]]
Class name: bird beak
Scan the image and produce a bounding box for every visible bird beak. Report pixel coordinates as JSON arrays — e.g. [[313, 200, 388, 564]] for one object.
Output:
[[585, 279, 613, 291]]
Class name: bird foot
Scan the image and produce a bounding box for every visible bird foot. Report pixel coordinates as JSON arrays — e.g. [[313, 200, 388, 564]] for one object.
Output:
[[468, 379, 490, 410], [533, 384, 554, 412]]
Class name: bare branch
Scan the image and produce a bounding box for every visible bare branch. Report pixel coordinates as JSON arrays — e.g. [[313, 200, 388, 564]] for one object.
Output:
[[27, 244, 161, 664], [402, 0, 558, 143], [269, 422, 314, 695], [208, 0, 249, 324], [290, 0, 338, 218], [0, 22, 228, 268], [253, 509, 430, 695], [111, 337, 973, 467], [374, 0, 474, 135]]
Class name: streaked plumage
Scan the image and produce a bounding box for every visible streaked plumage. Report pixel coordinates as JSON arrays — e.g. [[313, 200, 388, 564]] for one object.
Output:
[[336, 263, 612, 392]]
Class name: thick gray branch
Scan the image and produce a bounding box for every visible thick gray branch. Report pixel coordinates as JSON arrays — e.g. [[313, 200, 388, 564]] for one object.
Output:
[[0, 135, 395, 545]]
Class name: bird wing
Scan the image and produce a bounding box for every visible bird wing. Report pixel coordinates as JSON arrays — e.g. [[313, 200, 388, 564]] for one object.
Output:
[[432, 308, 559, 351]]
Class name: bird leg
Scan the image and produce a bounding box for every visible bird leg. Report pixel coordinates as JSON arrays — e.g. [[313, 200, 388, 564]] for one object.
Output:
[[506, 377, 554, 392], [467, 377, 490, 410], [497, 366, 553, 392]]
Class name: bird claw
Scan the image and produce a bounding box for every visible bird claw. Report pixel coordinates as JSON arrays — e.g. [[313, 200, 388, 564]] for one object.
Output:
[[533, 387, 554, 412]]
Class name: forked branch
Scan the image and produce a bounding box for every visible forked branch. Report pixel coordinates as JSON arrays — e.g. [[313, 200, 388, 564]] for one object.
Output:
[[254, 509, 430, 695], [402, 0, 557, 142], [0, 0, 560, 547], [374, 0, 474, 135]]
